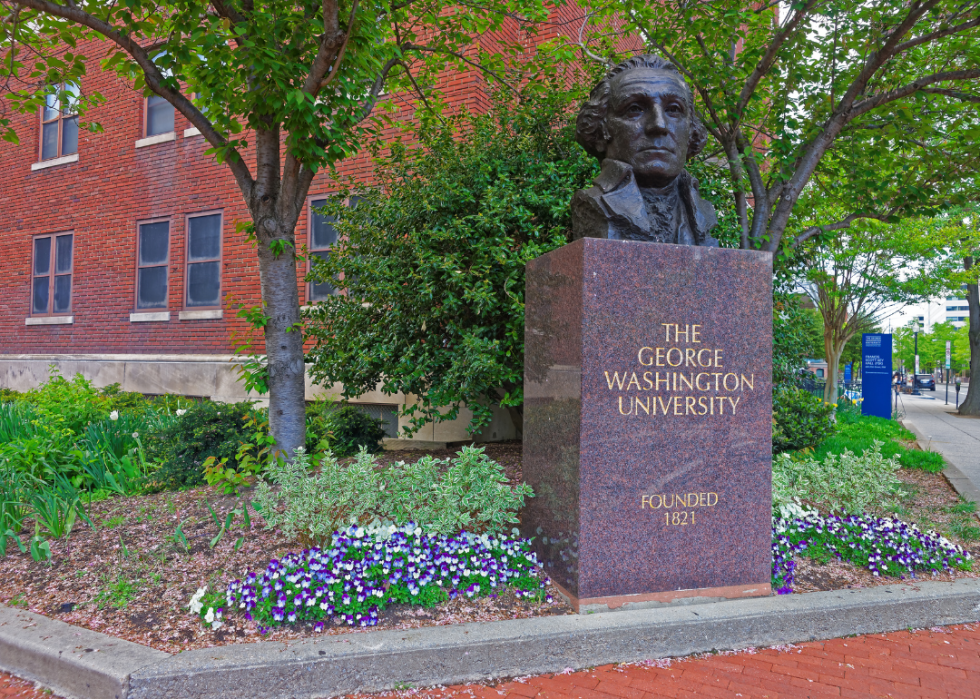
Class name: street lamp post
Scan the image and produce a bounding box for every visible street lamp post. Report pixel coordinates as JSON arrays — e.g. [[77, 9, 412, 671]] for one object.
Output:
[[913, 321, 920, 395]]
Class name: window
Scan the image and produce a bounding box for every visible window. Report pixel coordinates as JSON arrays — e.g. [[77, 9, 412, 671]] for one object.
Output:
[[32, 233, 73, 315], [137, 219, 170, 309], [308, 198, 338, 301], [40, 83, 79, 161], [146, 95, 175, 136], [185, 212, 222, 308]]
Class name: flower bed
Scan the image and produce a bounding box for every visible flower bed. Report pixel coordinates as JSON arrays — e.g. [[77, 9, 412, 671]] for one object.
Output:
[[194, 524, 549, 632], [772, 504, 972, 593]]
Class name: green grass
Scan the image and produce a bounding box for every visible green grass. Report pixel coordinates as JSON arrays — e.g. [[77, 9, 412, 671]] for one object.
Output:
[[806, 408, 945, 473]]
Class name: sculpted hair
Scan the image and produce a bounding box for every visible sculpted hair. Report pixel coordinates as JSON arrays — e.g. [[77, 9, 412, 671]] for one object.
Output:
[[576, 55, 708, 162]]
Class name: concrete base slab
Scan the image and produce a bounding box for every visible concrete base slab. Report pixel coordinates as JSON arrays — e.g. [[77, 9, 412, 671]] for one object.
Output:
[[3, 579, 980, 699], [0, 604, 168, 699]]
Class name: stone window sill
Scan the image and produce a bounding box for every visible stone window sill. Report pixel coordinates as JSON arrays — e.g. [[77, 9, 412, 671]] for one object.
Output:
[[26, 316, 73, 325], [179, 309, 223, 320], [135, 132, 176, 148], [184, 127, 201, 137], [130, 311, 171, 322], [31, 154, 79, 171]]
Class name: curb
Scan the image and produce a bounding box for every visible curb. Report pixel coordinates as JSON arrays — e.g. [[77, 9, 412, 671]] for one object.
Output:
[[900, 418, 980, 507], [3, 579, 980, 698]]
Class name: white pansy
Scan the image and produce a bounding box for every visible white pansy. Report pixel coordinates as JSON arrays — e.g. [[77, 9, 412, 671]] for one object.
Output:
[[189, 586, 208, 614], [204, 608, 215, 624], [176, 409, 187, 416], [109, 411, 119, 421]]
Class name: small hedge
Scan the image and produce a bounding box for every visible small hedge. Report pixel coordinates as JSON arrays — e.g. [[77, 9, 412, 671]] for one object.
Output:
[[772, 387, 836, 453]]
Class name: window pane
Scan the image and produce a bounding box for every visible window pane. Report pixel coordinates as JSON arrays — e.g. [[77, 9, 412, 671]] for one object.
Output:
[[32, 277, 49, 314], [139, 221, 169, 265], [43, 92, 59, 122], [62, 82, 80, 115], [61, 116, 78, 155], [53, 275, 71, 313], [188, 214, 221, 260], [55, 234, 73, 273], [146, 96, 174, 136], [34, 237, 51, 275], [137, 267, 168, 309], [311, 200, 337, 249], [310, 250, 334, 300], [187, 261, 220, 307], [41, 121, 59, 160]]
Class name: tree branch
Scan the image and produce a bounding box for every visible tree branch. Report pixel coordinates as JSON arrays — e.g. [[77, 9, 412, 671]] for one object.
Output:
[[351, 56, 400, 124], [851, 69, 980, 118], [919, 87, 980, 104], [791, 210, 894, 249], [403, 43, 520, 95], [893, 15, 980, 55]]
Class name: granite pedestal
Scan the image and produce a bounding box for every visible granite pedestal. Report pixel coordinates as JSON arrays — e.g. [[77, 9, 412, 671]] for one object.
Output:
[[522, 238, 773, 612]]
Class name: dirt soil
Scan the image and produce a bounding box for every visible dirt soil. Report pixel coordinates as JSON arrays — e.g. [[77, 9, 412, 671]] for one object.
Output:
[[0, 440, 976, 653]]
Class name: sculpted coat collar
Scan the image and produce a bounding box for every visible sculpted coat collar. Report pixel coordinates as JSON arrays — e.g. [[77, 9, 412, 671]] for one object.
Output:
[[571, 159, 720, 246]]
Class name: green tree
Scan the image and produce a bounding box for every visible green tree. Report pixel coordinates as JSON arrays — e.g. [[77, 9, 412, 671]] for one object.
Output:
[[577, 0, 980, 254], [0, 0, 555, 453]]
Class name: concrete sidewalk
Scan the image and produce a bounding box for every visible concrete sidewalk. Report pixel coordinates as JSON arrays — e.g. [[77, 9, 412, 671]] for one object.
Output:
[[899, 388, 980, 505]]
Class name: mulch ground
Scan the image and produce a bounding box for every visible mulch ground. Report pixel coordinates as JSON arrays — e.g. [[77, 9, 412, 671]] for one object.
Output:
[[0, 672, 53, 699], [0, 441, 977, 654], [337, 623, 980, 699]]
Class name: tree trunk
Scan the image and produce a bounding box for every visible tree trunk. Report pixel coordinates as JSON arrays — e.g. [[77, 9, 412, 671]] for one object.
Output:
[[959, 256, 980, 415], [256, 241, 307, 454], [822, 325, 847, 405]]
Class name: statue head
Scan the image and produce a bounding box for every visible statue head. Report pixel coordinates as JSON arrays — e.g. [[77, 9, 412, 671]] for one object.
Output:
[[576, 55, 708, 188]]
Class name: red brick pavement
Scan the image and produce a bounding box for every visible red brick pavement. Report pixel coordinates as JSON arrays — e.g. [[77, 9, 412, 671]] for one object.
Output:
[[2, 624, 979, 698], [347, 624, 980, 699]]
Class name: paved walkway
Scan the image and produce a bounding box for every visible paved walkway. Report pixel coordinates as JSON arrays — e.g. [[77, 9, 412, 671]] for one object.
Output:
[[344, 624, 980, 699], [899, 387, 980, 505]]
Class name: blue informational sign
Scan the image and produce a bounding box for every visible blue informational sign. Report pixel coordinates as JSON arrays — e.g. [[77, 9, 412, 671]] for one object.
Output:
[[862, 333, 893, 419], [844, 363, 852, 383]]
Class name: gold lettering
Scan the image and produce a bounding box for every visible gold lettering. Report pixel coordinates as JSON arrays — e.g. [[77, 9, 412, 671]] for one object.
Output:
[[695, 373, 710, 391], [687, 493, 698, 506], [723, 373, 739, 391], [663, 494, 674, 508], [605, 371, 626, 390], [642, 495, 651, 508], [643, 372, 654, 390], [656, 373, 670, 391], [727, 396, 741, 414], [685, 348, 696, 367], [710, 395, 714, 414], [707, 493, 718, 506], [697, 349, 712, 367], [685, 396, 696, 414], [698, 493, 707, 506], [626, 373, 642, 391], [656, 347, 666, 367], [676, 324, 689, 342], [666, 348, 683, 367], [635, 396, 650, 415], [679, 373, 693, 391], [714, 349, 723, 368], [657, 396, 672, 414], [692, 325, 701, 343], [697, 396, 708, 415], [741, 374, 755, 391], [716, 396, 726, 415], [618, 396, 632, 415], [675, 493, 688, 507], [673, 372, 677, 391], [673, 398, 683, 415], [713, 372, 722, 390], [662, 323, 673, 342], [638, 347, 655, 366]]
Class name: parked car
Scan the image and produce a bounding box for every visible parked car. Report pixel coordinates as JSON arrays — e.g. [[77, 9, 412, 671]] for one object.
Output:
[[914, 374, 936, 391]]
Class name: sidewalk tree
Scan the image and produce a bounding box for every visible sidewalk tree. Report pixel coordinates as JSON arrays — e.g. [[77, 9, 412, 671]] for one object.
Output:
[[577, 0, 980, 254], [0, 0, 556, 453]]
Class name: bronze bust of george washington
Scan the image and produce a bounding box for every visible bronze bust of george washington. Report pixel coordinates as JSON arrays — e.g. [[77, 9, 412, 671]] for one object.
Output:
[[572, 55, 719, 247]]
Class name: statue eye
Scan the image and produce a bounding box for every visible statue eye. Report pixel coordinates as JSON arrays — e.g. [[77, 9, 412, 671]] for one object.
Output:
[[666, 103, 684, 115], [625, 103, 644, 116]]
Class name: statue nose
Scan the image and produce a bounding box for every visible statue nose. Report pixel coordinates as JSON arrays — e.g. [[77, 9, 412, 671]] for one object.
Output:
[[644, 105, 668, 133]]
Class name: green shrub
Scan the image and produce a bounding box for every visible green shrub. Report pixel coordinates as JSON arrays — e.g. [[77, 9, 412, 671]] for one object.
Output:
[[380, 446, 533, 535], [253, 446, 534, 545], [143, 402, 257, 491], [899, 449, 946, 473], [811, 410, 913, 463], [253, 447, 381, 547], [772, 440, 902, 514], [772, 387, 836, 453], [323, 405, 386, 457]]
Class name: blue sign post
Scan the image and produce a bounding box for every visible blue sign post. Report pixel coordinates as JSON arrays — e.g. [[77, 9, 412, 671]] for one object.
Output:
[[844, 362, 852, 383], [862, 333, 892, 419]]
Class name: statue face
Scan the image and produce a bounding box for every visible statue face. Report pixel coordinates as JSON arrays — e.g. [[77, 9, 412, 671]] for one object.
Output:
[[602, 68, 691, 188]]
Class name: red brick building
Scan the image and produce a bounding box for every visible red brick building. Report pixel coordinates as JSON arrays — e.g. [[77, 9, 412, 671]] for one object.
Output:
[[0, 7, 596, 443]]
